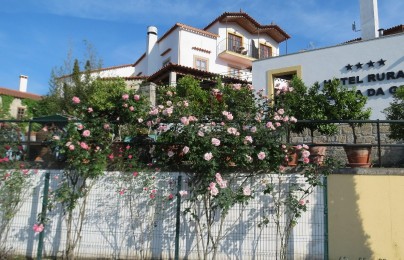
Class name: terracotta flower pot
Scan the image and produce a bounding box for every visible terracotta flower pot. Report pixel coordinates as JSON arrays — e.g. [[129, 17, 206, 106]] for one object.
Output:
[[309, 146, 327, 165], [344, 145, 372, 168], [287, 147, 299, 166]]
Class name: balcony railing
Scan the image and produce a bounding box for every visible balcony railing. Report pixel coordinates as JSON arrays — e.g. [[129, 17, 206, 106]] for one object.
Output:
[[217, 38, 278, 60]]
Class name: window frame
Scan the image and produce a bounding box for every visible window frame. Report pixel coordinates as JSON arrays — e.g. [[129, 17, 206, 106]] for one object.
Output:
[[228, 33, 243, 53], [259, 43, 272, 59], [17, 107, 25, 120], [194, 56, 209, 71]]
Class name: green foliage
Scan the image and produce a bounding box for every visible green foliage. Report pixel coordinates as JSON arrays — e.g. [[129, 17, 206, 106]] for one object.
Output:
[[322, 78, 371, 143], [87, 78, 127, 111], [0, 95, 14, 118], [281, 77, 338, 140], [384, 86, 404, 141], [21, 98, 40, 119]]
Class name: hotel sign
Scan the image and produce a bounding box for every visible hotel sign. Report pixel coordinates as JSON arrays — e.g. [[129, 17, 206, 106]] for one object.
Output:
[[323, 59, 404, 97]]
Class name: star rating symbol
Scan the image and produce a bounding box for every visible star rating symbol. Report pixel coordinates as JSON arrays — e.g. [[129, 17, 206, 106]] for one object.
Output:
[[378, 59, 386, 66], [367, 60, 375, 67], [355, 62, 363, 69], [345, 64, 353, 71]]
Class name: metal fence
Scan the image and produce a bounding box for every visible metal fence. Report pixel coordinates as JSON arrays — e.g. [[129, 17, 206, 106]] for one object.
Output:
[[1, 119, 404, 168], [2, 170, 327, 259]]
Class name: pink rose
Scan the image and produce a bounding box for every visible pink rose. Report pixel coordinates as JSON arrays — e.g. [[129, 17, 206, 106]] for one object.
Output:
[[244, 136, 253, 144], [82, 130, 90, 137], [204, 152, 213, 161], [33, 223, 44, 233], [258, 152, 266, 160], [211, 138, 220, 146], [243, 186, 251, 196], [182, 146, 190, 154], [179, 190, 188, 196], [133, 95, 140, 101], [80, 142, 89, 150], [233, 83, 241, 90], [87, 107, 93, 113], [181, 117, 189, 126], [103, 124, 110, 130], [215, 173, 227, 188], [167, 151, 175, 157], [208, 182, 219, 196], [72, 96, 80, 104], [129, 106, 135, 111], [68, 144, 75, 151], [133, 172, 138, 177], [122, 94, 129, 100]]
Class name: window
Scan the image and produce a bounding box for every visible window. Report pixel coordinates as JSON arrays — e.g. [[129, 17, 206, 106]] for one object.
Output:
[[260, 44, 272, 59], [228, 33, 242, 53], [194, 56, 208, 71], [17, 107, 25, 120]]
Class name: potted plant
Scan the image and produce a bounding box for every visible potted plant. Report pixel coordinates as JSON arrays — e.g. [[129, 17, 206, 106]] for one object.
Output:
[[282, 77, 337, 164], [322, 78, 372, 167]]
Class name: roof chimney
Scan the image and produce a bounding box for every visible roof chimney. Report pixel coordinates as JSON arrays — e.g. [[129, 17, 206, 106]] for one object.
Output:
[[19, 75, 28, 92], [147, 26, 158, 55], [146, 26, 158, 75], [359, 0, 379, 40]]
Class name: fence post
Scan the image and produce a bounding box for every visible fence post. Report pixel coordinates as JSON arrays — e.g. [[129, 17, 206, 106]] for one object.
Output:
[[323, 175, 329, 260], [174, 174, 182, 260], [376, 120, 382, 167], [37, 171, 50, 260]]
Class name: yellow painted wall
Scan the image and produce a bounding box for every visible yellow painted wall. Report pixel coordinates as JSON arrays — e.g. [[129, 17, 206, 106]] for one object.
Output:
[[328, 175, 404, 260]]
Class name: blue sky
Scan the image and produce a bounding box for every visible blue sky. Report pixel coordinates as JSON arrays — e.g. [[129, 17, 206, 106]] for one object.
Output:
[[0, 0, 402, 95]]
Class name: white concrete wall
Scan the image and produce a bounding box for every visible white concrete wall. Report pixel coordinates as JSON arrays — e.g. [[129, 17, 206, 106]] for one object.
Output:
[[4, 171, 325, 259], [98, 66, 135, 78], [252, 33, 404, 119], [179, 30, 216, 71]]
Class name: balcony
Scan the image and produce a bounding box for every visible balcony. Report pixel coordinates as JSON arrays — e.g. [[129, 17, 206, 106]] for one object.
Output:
[[217, 38, 276, 68]]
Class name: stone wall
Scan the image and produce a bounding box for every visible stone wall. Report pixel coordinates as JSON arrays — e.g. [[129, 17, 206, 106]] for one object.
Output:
[[290, 122, 404, 167]]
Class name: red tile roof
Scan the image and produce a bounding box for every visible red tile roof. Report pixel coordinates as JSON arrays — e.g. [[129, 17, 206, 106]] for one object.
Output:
[[157, 23, 219, 44], [0, 87, 42, 101], [147, 62, 250, 84], [204, 12, 290, 43]]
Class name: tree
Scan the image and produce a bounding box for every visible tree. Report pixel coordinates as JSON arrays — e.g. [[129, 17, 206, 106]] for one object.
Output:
[[280, 76, 337, 142], [384, 85, 404, 141], [322, 78, 371, 143], [35, 42, 103, 117]]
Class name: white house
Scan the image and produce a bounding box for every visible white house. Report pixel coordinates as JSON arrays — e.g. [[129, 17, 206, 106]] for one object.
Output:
[[252, 0, 404, 119], [92, 12, 290, 87]]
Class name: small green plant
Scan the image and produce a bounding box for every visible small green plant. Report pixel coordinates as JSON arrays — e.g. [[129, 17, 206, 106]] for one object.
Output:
[[384, 85, 404, 141]]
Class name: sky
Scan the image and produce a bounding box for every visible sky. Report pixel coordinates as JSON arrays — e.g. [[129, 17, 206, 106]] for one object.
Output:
[[0, 0, 402, 95]]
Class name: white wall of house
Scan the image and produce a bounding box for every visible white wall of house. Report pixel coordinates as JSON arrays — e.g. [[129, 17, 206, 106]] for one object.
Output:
[[93, 14, 285, 85], [179, 30, 216, 70], [98, 66, 135, 78], [252, 33, 404, 119]]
